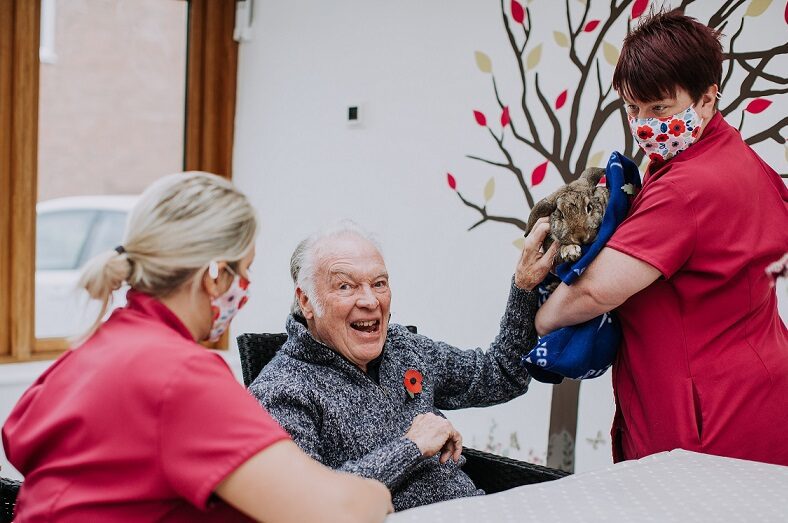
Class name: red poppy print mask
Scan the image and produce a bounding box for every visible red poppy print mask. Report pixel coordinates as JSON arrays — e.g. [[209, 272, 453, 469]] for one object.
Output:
[[208, 266, 250, 342], [628, 104, 703, 163]]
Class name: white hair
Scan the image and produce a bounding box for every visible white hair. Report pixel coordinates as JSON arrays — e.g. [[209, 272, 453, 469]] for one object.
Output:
[[290, 220, 383, 318], [77, 172, 257, 342]]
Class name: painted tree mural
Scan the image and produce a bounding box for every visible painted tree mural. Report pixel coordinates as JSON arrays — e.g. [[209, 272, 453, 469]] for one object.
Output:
[[446, 0, 787, 472]]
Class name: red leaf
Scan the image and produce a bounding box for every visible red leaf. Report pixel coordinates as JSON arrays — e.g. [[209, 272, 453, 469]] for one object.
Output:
[[631, 0, 649, 18], [555, 90, 568, 110], [447, 173, 457, 190], [501, 106, 511, 127], [511, 0, 525, 24], [584, 20, 601, 32], [785, 0, 788, 24], [531, 161, 548, 186], [473, 110, 487, 126], [745, 98, 772, 114], [598, 175, 607, 186]]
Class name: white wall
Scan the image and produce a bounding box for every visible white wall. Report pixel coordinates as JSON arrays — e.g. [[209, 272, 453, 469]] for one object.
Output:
[[230, 0, 787, 473]]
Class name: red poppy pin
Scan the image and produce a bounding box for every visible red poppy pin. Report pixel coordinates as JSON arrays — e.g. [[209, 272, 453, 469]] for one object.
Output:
[[404, 369, 423, 399]]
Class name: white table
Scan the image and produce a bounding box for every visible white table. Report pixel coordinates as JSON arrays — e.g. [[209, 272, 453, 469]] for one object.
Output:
[[387, 450, 788, 522]]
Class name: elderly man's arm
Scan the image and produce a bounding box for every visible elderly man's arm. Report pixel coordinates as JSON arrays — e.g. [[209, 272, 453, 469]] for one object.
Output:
[[425, 278, 541, 410], [252, 384, 423, 490]]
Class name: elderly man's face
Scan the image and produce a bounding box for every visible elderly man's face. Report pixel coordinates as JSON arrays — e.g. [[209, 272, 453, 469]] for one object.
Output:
[[300, 235, 391, 371]]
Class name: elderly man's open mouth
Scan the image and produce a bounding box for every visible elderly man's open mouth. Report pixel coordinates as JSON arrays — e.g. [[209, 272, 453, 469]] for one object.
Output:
[[350, 319, 381, 334]]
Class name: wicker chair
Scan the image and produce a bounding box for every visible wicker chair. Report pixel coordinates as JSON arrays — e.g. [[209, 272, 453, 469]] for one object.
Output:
[[237, 331, 569, 494], [1, 476, 21, 523]]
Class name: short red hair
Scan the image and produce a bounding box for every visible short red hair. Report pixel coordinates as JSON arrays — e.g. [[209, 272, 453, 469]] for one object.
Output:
[[612, 9, 723, 103]]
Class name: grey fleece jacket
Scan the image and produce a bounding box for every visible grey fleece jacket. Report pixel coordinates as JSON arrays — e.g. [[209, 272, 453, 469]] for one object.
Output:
[[249, 281, 539, 511]]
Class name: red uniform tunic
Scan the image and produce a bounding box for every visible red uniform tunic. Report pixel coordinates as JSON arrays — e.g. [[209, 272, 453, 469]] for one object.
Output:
[[606, 111, 788, 465], [2, 291, 289, 521]]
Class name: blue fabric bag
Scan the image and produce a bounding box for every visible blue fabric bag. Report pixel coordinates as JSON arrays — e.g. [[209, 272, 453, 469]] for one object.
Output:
[[522, 152, 642, 384]]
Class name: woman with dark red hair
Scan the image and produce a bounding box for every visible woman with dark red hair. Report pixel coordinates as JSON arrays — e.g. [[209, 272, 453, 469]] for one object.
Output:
[[536, 10, 788, 466]]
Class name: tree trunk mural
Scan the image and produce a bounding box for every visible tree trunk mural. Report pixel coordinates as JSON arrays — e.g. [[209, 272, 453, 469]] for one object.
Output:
[[447, 0, 787, 472]]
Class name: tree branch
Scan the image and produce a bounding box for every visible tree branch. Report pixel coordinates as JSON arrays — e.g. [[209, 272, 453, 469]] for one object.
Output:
[[455, 191, 529, 232], [534, 73, 563, 162], [565, 1, 631, 178], [744, 116, 788, 146], [720, 18, 744, 96], [707, 0, 746, 29]]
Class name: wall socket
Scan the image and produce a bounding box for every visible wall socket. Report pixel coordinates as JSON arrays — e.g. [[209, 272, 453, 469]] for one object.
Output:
[[347, 105, 362, 127]]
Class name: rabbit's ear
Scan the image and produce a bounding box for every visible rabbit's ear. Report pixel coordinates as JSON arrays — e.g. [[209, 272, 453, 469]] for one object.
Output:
[[526, 196, 557, 234], [580, 167, 606, 187]]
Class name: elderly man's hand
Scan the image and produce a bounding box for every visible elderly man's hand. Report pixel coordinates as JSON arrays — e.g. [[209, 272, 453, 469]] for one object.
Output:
[[515, 217, 560, 291], [405, 413, 463, 464]]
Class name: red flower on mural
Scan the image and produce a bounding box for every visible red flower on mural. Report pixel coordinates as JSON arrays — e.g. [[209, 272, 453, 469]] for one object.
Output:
[[447, 173, 457, 190], [555, 89, 568, 110], [584, 20, 600, 32], [745, 98, 772, 114], [655, 133, 669, 142], [668, 119, 686, 136], [404, 369, 423, 398], [631, 0, 649, 19], [511, 1, 525, 24], [636, 125, 653, 140], [531, 161, 548, 186], [501, 106, 511, 127], [473, 110, 487, 126]]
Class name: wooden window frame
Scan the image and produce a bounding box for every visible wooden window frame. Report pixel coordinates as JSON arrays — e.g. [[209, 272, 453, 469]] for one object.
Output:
[[0, 0, 239, 362]]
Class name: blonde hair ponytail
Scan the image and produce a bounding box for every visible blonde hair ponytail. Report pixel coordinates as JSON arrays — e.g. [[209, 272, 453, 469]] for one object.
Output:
[[76, 172, 257, 342]]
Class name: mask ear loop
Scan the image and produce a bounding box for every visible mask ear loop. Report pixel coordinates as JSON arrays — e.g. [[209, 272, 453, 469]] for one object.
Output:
[[208, 261, 219, 280]]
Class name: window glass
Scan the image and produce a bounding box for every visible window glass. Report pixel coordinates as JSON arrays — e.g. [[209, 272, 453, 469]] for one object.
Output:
[[36, 210, 97, 271], [81, 211, 130, 263], [35, 0, 187, 339]]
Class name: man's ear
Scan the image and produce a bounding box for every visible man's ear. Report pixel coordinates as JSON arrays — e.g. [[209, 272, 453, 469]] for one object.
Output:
[[296, 287, 314, 320]]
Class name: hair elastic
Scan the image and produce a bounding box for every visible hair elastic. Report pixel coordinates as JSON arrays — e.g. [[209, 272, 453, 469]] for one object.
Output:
[[114, 245, 126, 255]]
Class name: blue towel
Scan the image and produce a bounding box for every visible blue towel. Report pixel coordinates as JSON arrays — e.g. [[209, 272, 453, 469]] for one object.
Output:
[[522, 152, 642, 384]]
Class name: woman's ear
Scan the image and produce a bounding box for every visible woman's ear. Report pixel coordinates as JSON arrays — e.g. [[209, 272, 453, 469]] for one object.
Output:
[[296, 287, 315, 320], [202, 261, 228, 298], [699, 84, 718, 118]]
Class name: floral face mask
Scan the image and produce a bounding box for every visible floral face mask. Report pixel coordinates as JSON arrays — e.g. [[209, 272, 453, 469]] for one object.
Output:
[[208, 263, 250, 342], [629, 104, 703, 163]]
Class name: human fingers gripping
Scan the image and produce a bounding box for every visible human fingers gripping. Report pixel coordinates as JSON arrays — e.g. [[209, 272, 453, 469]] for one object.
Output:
[[524, 217, 551, 249]]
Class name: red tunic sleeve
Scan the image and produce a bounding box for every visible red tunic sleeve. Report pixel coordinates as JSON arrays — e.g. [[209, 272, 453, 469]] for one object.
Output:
[[158, 352, 290, 509], [607, 178, 697, 279]]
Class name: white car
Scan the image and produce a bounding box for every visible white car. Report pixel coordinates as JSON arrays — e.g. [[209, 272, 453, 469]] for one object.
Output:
[[36, 196, 138, 339]]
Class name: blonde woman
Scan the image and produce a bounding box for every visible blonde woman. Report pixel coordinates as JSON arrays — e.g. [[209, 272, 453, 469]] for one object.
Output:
[[2, 173, 392, 522]]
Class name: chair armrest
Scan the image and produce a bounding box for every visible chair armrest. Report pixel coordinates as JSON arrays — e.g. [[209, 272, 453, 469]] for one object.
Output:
[[1, 476, 22, 523], [461, 447, 569, 494]]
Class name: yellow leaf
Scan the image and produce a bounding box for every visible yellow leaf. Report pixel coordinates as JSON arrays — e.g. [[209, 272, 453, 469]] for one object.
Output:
[[484, 177, 495, 201], [587, 150, 605, 168], [602, 41, 619, 67], [475, 51, 492, 73], [553, 31, 569, 48], [526, 44, 543, 70], [512, 237, 525, 250], [744, 0, 772, 16]]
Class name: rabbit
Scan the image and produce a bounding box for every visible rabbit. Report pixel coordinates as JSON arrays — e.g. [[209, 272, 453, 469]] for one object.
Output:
[[525, 167, 609, 264]]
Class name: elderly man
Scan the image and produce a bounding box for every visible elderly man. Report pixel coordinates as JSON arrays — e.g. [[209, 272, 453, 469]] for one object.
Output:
[[250, 220, 556, 511]]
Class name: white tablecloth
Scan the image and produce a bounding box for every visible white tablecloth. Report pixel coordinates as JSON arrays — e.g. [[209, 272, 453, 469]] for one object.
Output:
[[387, 450, 788, 522]]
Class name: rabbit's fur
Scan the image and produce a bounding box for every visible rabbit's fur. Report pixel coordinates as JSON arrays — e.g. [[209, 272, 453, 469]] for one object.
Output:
[[525, 167, 609, 264]]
